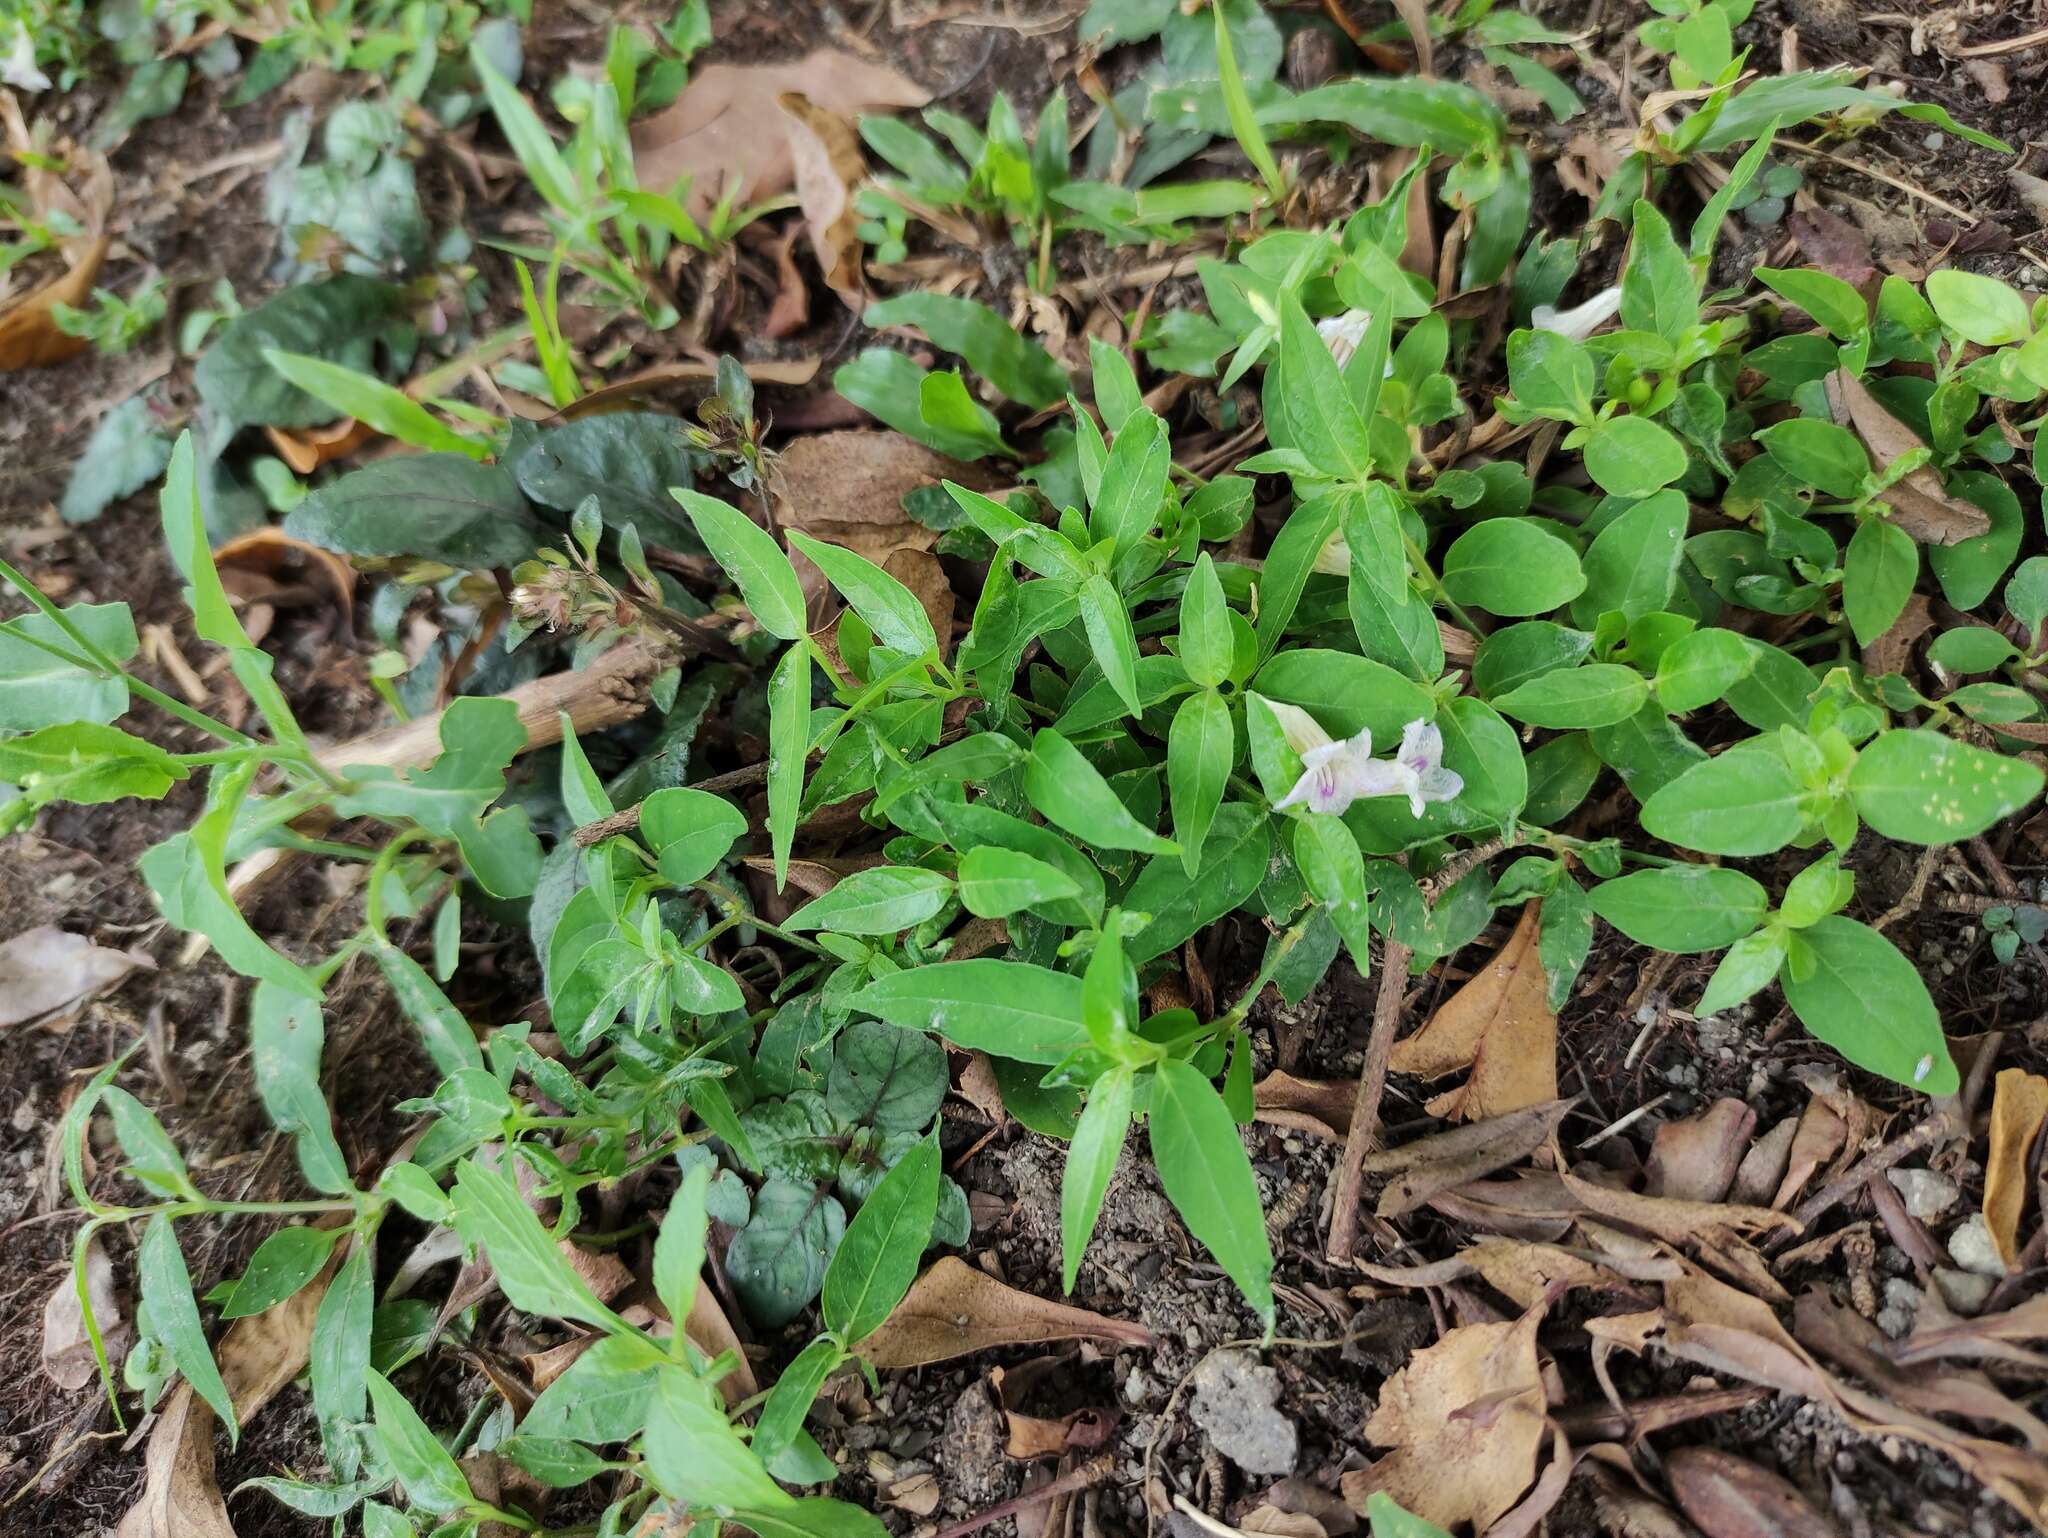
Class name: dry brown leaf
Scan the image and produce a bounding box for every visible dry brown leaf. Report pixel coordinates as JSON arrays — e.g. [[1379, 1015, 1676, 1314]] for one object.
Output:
[[1252, 1070, 1356, 1140], [1665, 1447, 1835, 1538], [883, 1472, 941, 1515], [779, 93, 865, 304], [1343, 1302, 1550, 1530], [1388, 903, 1557, 1121], [1729, 1114, 1798, 1207], [1769, 1096, 1845, 1210], [1371, 1098, 1577, 1217], [213, 526, 358, 630], [957, 1050, 1006, 1122], [856, 1256, 1154, 1369], [1645, 1098, 1754, 1204], [632, 51, 928, 216], [118, 1246, 336, 1538], [1825, 369, 1990, 544], [42, 1234, 130, 1390], [1985, 1068, 2048, 1271], [885, 546, 956, 656], [0, 924, 153, 1028], [1860, 590, 1933, 679], [774, 430, 997, 559], [263, 416, 375, 474], [1360, 1236, 1666, 1307], [1557, 1162, 1798, 1246], [0, 231, 108, 370]]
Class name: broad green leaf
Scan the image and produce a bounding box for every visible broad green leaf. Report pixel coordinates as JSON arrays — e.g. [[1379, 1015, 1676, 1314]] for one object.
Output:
[[643, 1368, 791, 1510], [786, 866, 953, 934], [1366, 1491, 1455, 1538], [1640, 740, 1808, 856], [653, 1162, 713, 1329], [450, 1158, 630, 1333], [827, 1019, 947, 1132], [958, 847, 1081, 918], [1926, 269, 2032, 346], [726, 1178, 847, 1327], [194, 274, 398, 428], [640, 786, 748, 885], [1091, 408, 1169, 552], [515, 413, 705, 550], [1506, 329, 1594, 424], [1252, 649, 1433, 742], [752, 1336, 847, 1467], [524, 1332, 666, 1443], [824, 1136, 939, 1342], [1493, 663, 1648, 729], [558, 722, 613, 829], [767, 643, 810, 889], [1061, 1067, 1133, 1293], [854, 960, 1088, 1065], [1588, 866, 1768, 952], [1441, 518, 1585, 617], [1781, 916, 1957, 1094], [1756, 418, 1868, 499], [1292, 811, 1372, 972], [140, 1214, 238, 1442], [1582, 414, 1687, 498], [787, 530, 936, 657], [1652, 628, 1754, 712], [1339, 482, 1410, 607], [1254, 495, 1342, 659], [59, 396, 173, 525], [104, 1087, 191, 1196], [1178, 552, 1233, 688], [1697, 928, 1788, 1016], [365, 1368, 474, 1514], [1756, 266, 1869, 340], [675, 489, 806, 641], [1572, 489, 1688, 627], [0, 721, 183, 806], [1848, 729, 2044, 844], [1167, 688, 1233, 878], [836, 348, 1009, 459], [865, 293, 1068, 408], [1079, 573, 1142, 716], [1148, 1059, 1273, 1327], [1125, 802, 1271, 962], [1843, 519, 1917, 647], [250, 984, 351, 1195], [371, 939, 485, 1078], [310, 1242, 373, 1475], [1618, 201, 1698, 341], [499, 1436, 611, 1489], [223, 1225, 339, 1318], [1088, 336, 1145, 430], [284, 454, 539, 568], [1270, 297, 1372, 481], [0, 601, 138, 729], [1026, 730, 1177, 854], [1263, 77, 1503, 156], [261, 350, 484, 458]]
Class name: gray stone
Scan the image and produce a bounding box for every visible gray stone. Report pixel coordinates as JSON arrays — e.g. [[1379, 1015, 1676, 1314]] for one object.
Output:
[[1948, 1213, 2010, 1279], [1888, 1167, 1960, 1221], [1934, 1267, 1997, 1315], [1189, 1349, 1298, 1475]]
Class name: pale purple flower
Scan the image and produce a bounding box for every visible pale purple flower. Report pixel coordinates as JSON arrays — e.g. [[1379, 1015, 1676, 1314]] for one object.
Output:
[[1531, 284, 1623, 342], [1263, 703, 1463, 819]]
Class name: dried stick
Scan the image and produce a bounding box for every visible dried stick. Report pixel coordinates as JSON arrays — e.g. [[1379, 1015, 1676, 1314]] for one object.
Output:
[[1777, 1108, 1962, 1241], [930, 1455, 1114, 1538], [1326, 934, 1411, 1266]]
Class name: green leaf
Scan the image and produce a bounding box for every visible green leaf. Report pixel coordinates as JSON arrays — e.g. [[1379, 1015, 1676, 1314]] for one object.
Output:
[[450, 1158, 630, 1333], [139, 1214, 239, 1442], [284, 454, 539, 568], [223, 1226, 338, 1318], [1091, 408, 1169, 552], [1697, 928, 1789, 1016], [261, 351, 484, 458], [1252, 649, 1434, 742], [1292, 811, 1372, 972], [1026, 730, 1177, 854], [641, 786, 748, 885], [1167, 688, 1234, 879], [1640, 739, 1808, 856], [865, 293, 1068, 409], [60, 396, 174, 525], [1588, 866, 1768, 952], [1366, 1491, 1455, 1538], [1582, 414, 1688, 498], [250, 983, 351, 1196], [1266, 77, 1503, 156], [1506, 329, 1595, 424], [1652, 628, 1755, 712], [0, 721, 184, 806], [1214, 0, 1284, 195], [958, 847, 1081, 918], [1178, 553, 1233, 688], [644, 1368, 790, 1509], [1254, 495, 1342, 659], [1781, 917, 1958, 1094], [1619, 201, 1699, 340], [1148, 1059, 1274, 1327], [1572, 489, 1688, 627], [499, 1436, 611, 1489], [653, 1162, 712, 1329], [726, 1178, 847, 1327], [1125, 802, 1272, 962], [524, 1332, 666, 1443], [1061, 1066, 1133, 1293], [675, 489, 806, 641], [0, 601, 138, 729], [365, 1368, 474, 1514], [1441, 518, 1586, 617], [104, 1087, 192, 1197], [828, 1020, 948, 1132], [371, 938, 486, 1078], [1271, 297, 1372, 481], [1756, 267, 1869, 340], [1494, 663, 1649, 729], [1926, 269, 2032, 346], [1339, 483, 1410, 610], [787, 530, 937, 657], [195, 274, 398, 428], [309, 1239, 373, 1477], [786, 866, 954, 935], [752, 1336, 847, 1467], [1088, 336, 1145, 431], [825, 1136, 939, 1342], [514, 414, 706, 551], [1079, 573, 1142, 716], [767, 643, 810, 890], [1756, 418, 1868, 499], [854, 960, 1089, 1065], [471, 47, 579, 213], [1848, 729, 2045, 844], [1843, 518, 1917, 647], [558, 724, 613, 829]]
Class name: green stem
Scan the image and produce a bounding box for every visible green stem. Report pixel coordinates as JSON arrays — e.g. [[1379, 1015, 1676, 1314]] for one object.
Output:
[[1217, 908, 1315, 1027], [1400, 533, 1489, 641]]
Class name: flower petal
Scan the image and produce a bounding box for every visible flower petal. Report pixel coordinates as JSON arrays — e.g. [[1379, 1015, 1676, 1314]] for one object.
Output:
[[1260, 698, 1337, 757]]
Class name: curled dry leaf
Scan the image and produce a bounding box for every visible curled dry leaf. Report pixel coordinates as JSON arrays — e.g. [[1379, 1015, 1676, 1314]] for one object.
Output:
[[632, 50, 928, 217], [1253, 1070, 1356, 1140], [1984, 1068, 2048, 1271], [1769, 1095, 1846, 1210], [1825, 369, 1990, 545], [1342, 1300, 1550, 1531], [779, 92, 866, 305], [1645, 1098, 1755, 1204], [0, 925, 153, 1028], [264, 416, 375, 475], [856, 1256, 1154, 1369], [1368, 1097, 1576, 1217], [1387, 902, 1558, 1121], [117, 1244, 338, 1538], [213, 526, 359, 630], [1664, 1447, 1836, 1538], [774, 430, 999, 564], [42, 1233, 130, 1390], [0, 233, 109, 370]]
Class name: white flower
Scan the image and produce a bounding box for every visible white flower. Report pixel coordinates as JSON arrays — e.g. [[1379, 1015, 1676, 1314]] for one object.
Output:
[[1531, 284, 1623, 342], [3, 24, 49, 91], [1315, 308, 1396, 376], [1311, 529, 1350, 576], [1265, 706, 1463, 819]]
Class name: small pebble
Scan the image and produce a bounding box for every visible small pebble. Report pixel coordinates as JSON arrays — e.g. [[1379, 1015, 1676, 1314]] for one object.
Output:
[[1947, 1213, 2009, 1279], [1877, 1277, 1920, 1338], [1887, 1167, 1960, 1221], [1934, 1266, 1997, 1314]]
